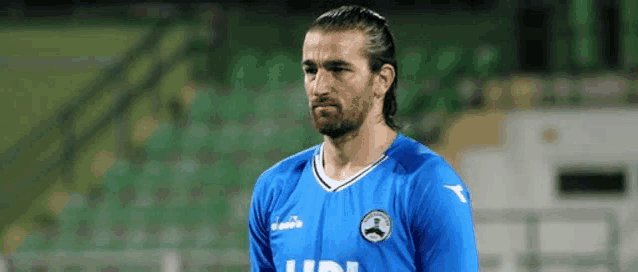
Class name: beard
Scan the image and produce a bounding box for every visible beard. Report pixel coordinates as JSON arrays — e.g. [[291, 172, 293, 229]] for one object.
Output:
[[310, 101, 370, 139]]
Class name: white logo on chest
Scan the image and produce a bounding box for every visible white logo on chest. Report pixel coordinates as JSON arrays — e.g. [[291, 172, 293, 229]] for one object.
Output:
[[271, 215, 303, 231]]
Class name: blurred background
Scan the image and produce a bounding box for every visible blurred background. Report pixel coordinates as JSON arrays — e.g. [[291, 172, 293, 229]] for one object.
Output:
[[0, 0, 637, 271]]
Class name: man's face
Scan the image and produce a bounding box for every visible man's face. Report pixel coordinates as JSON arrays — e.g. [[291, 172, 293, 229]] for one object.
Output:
[[302, 30, 375, 139]]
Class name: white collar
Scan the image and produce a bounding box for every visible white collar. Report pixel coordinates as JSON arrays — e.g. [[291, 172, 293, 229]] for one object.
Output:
[[311, 143, 388, 192]]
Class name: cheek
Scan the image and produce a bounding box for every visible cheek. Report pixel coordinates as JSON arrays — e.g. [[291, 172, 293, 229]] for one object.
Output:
[[343, 93, 369, 115], [352, 83, 373, 106], [303, 79, 312, 96]]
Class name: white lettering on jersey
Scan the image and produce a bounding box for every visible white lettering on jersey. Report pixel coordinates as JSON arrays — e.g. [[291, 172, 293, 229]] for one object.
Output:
[[318, 260, 342, 271], [287, 260, 296, 271], [444, 184, 467, 203], [304, 260, 315, 271], [346, 261, 359, 272], [285, 260, 359, 272]]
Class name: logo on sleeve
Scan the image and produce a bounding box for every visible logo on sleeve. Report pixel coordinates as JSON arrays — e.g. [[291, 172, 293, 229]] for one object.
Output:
[[444, 184, 468, 203], [359, 209, 392, 243]]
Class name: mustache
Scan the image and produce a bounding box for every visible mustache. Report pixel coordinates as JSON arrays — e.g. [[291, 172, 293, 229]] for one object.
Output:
[[310, 98, 340, 108]]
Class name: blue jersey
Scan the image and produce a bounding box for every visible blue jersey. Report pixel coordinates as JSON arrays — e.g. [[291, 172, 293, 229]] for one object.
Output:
[[248, 134, 479, 271]]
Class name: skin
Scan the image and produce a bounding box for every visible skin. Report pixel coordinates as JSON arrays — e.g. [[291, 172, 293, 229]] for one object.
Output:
[[302, 30, 397, 182]]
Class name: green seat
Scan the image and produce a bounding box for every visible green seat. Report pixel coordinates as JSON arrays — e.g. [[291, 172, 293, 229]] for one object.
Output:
[[124, 228, 147, 250], [89, 198, 121, 249], [101, 160, 139, 195], [188, 92, 214, 123], [159, 226, 185, 249], [145, 123, 178, 160], [18, 232, 47, 252], [192, 225, 216, 249], [181, 121, 209, 157], [53, 193, 88, 251]]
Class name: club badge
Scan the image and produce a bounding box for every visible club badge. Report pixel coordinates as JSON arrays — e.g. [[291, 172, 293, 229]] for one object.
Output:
[[360, 209, 392, 243]]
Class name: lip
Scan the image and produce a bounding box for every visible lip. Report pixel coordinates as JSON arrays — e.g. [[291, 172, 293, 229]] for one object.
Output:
[[313, 104, 337, 108]]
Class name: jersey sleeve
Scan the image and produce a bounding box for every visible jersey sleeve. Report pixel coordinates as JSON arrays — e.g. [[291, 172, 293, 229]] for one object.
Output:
[[409, 157, 480, 271], [248, 174, 277, 271]]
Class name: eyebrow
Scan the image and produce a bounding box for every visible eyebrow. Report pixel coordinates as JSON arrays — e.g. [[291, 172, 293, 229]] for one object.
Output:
[[302, 59, 354, 68]]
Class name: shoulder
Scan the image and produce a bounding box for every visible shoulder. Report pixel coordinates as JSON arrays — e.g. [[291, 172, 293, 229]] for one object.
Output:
[[390, 137, 474, 225], [386, 134, 453, 177], [387, 135, 465, 196], [252, 144, 319, 195]]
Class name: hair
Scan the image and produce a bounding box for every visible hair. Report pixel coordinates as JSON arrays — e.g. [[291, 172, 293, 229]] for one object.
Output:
[[307, 5, 401, 131]]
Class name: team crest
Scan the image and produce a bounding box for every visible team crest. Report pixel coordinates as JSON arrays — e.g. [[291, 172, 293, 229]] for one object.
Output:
[[360, 209, 392, 243]]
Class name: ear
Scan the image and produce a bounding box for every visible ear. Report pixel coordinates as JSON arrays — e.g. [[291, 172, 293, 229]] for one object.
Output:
[[374, 63, 395, 98]]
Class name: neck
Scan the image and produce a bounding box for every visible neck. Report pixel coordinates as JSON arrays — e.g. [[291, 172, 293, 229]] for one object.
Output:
[[322, 118, 397, 171]]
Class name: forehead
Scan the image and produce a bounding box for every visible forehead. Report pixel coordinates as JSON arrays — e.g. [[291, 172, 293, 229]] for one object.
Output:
[[302, 30, 367, 63]]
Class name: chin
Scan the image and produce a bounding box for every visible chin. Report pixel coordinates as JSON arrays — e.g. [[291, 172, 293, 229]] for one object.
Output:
[[319, 126, 351, 139], [314, 119, 360, 139]]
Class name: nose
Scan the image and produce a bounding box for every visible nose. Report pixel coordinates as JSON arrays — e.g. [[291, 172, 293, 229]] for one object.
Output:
[[308, 69, 332, 98]]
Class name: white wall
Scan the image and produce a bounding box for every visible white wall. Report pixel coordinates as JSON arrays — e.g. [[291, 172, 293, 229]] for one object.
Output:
[[459, 109, 638, 271]]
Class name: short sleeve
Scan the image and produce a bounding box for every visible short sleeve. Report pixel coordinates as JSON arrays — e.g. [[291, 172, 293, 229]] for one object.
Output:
[[248, 175, 277, 271], [409, 158, 480, 271]]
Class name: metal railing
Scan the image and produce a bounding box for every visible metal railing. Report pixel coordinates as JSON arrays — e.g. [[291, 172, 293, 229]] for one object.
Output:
[[3, 248, 249, 272], [475, 207, 620, 272], [1, 208, 621, 271]]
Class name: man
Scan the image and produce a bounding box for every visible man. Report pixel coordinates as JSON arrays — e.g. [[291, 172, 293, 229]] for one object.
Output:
[[248, 5, 479, 271]]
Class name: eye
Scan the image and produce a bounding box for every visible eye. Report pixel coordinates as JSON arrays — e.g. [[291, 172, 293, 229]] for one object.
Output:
[[304, 68, 317, 75], [331, 67, 346, 73]]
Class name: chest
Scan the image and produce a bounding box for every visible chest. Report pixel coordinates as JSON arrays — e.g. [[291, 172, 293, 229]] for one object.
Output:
[[268, 181, 412, 261]]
